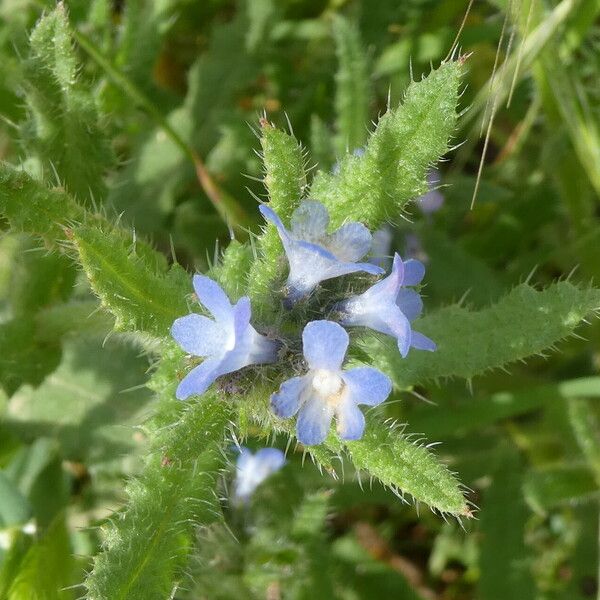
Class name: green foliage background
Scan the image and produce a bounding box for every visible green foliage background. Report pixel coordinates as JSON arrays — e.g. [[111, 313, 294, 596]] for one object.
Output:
[[0, 0, 599, 598]]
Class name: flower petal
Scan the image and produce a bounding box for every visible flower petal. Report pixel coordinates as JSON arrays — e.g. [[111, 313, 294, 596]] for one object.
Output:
[[362, 253, 404, 301], [396, 288, 423, 321], [369, 227, 393, 268], [232, 296, 252, 340], [175, 357, 221, 400], [411, 331, 437, 352], [284, 240, 339, 302], [327, 222, 372, 262], [271, 376, 306, 418], [236, 446, 253, 471], [358, 304, 412, 358], [302, 320, 349, 371], [418, 189, 444, 214], [342, 367, 392, 407], [403, 259, 425, 286], [296, 394, 334, 446], [192, 274, 233, 323], [324, 260, 384, 279], [335, 398, 366, 441], [254, 448, 286, 472], [285, 240, 383, 304], [290, 200, 329, 242], [259, 204, 293, 254], [171, 313, 222, 357]]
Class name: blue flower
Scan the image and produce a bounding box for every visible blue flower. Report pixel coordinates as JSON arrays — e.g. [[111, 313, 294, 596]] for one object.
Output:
[[369, 226, 393, 269], [336, 253, 436, 357], [233, 446, 286, 502], [271, 320, 392, 445], [417, 169, 444, 215], [171, 275, 278, 400], [259, 200, 383, 305]]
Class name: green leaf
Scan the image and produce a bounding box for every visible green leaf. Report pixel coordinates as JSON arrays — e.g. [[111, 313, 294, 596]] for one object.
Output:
[[478, 446, 535, 600], [72, 225, 189, 336], [410, 377, 600, 439], [5, 337, 153, 462], [0, 472, 30, 528], [6, 514, 73, 600], [291, 489, 331, 541], [568, 397, 600, 484], [9, 236, 76, 316], [211, 240, 253, 302], [23, 3, 113, 203], [310, 60, 463, 229], [344, 416, 469, 516], [524, 465, 599, 514], [0, 319, 61, 396], [4, 439, 69, 528], [0, 164, 85, 248], [333, 15, 370, 154], [85, 393, 231, 600], [365, 282, 600, 388]]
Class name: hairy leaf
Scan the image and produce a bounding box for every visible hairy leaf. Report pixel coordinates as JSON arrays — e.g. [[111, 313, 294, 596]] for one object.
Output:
[[345, 416, 469, 516], [23, 4, 113, 202], [333, 15, 370, 154], [364, 282, 600, 388], [72, 225, 189, 336], [0, 164, 85, 247], [310, 60, 463, 228], [85, 393, 231, 600]]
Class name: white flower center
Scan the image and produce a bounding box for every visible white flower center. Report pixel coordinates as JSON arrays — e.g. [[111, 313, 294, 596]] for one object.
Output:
[[311, 369, 344, 400]]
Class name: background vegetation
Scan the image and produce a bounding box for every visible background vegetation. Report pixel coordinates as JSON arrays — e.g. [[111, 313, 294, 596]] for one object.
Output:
[[0, 0, 599, 598]]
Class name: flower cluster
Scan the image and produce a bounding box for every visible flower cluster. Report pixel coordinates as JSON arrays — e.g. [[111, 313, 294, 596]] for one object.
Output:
[[171, 200, 436, 445]]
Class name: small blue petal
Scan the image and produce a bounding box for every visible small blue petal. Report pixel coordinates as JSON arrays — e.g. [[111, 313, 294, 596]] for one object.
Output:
[[327, 222, 372, 262], [271, 376, 306, 418], [254, 448, 286, 471], [171, 314, 221, 357], [236, 446, 253, 470], [369, 227, 393, 268], [176, 357, 221, 400], [290, 200, 329, 242], [403, 259, 425, 286], [321, 260, 383, 280], [418, 169, 444, 215], [296, 394, 334, 445], [303, 320, 349, 371], [232, 296, 252, 340], [362, 253, 404, 300], [342, 367, 392, 407], [335, 398, 366, 441], [411, 331, 437, 352], [234, 447, 285, 501], [396, 288, 423, 321], [192, 274, 233, 324]]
